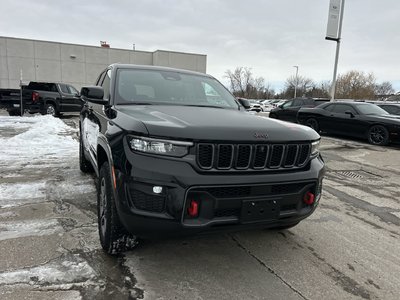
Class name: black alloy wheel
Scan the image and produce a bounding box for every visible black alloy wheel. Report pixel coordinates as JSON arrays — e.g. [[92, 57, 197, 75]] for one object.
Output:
[[306, 118, 320, 132], [368, 125, 389, 146], [98, 162, 138, 255]]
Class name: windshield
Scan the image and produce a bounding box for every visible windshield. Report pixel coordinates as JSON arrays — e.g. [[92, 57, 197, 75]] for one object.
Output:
[[115, 69, 238, 109], [355, 103, 389, 115]]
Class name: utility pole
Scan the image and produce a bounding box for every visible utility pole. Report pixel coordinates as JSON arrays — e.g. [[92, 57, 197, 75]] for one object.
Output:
[[326, 0, 345, 101], [293, 65, 299, 98]]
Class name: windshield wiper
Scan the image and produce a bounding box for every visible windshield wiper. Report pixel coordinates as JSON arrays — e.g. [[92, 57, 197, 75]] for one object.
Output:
[[180, 104, 227, 109]]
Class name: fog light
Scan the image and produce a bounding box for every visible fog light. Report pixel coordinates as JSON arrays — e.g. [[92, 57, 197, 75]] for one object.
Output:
[[153, 186, 163, 194], [303, 191, 315, 205]]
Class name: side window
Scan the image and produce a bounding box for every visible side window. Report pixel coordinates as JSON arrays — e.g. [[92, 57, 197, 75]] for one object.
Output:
[[293, 99, 304, 106], [282, 100, 293, 108], [59, 84, 69, 94], [381, 105, 397, 114], [332, 104, 357, 114], [68, 85, 79, 95], [101, 69, 111, 99], [324, 104, 335, 111]]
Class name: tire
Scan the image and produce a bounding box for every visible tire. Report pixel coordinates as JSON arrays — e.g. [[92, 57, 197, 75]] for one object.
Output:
[[305, 118, 320, 132], [269, 222, 299, 230], [79, 132, 94, 173], [45, 103, 58, 117], [98, 162, 138, 255], [368, 125, 389, 146]]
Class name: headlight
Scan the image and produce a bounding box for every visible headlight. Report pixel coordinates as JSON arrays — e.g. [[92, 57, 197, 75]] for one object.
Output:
[[128, 136, 193, 157], [311, 140, 320, 156]]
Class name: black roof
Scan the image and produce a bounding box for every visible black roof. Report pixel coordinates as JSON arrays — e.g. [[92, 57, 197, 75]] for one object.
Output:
[[109, 63, 211, 78]]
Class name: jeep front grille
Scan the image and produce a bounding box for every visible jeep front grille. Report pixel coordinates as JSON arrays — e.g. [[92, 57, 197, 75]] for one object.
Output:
[[196, 143, 310, 171]]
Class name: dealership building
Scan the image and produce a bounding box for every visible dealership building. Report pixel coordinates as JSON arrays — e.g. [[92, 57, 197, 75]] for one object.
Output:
[[0, 36, 207, 89]]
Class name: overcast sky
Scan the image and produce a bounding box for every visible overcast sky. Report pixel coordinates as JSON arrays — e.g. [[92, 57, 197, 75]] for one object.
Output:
[[1, 0, 400, 92]]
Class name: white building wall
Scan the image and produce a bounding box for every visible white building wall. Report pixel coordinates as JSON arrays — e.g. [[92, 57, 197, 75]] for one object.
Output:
[[0, 36, 207, 90]]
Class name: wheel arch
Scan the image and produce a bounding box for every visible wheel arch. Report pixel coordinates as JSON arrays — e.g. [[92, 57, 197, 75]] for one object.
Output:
[[97, 134, 115, 181], [44, 98, 59, 110]]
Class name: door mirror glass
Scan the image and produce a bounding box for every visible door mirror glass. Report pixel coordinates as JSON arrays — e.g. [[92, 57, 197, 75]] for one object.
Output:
[[81, 86, 108, 104]]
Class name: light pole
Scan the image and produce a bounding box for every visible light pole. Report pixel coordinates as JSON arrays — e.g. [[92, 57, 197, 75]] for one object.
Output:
[[293, 65, 299, 98], [326, 0, 345, 101]]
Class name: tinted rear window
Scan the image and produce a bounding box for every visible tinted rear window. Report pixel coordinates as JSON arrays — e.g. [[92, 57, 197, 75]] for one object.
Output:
[[28, 82, 57, 92]]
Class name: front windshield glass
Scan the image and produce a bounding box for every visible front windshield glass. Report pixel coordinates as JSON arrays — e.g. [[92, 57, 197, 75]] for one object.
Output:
[[115, 69, 238, 109], [355, 103, 389, 115]]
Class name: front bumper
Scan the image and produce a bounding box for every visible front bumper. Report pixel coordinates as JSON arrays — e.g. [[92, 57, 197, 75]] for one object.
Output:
[[114, 150, 325, 239]]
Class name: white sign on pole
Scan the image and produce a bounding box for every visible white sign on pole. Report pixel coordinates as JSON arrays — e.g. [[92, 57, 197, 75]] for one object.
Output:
[[326, 0, 342, 40]]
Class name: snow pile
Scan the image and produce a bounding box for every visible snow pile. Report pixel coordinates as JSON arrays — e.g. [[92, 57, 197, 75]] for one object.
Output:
[[0, 115, 78, 167], [0, 255, 97, 286], [0, 182, 46, 204], [0, 218, 62, 241]]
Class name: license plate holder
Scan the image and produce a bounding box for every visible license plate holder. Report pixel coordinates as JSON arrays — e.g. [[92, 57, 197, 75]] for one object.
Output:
[[241, 199, 279, 223]]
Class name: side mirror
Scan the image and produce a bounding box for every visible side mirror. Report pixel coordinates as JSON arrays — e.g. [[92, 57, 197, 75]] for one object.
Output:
[[81, 86, 107, 104], [345, 110, 355, 118], [237, 98, 251, 110]]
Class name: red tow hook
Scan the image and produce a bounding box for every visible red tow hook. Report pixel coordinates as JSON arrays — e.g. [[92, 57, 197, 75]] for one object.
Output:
[[187, 200, 199, 217], [303, 192, 315, 205]]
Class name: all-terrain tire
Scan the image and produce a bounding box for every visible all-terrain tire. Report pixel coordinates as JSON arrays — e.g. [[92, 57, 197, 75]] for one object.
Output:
[[98, 162, 138, 255]]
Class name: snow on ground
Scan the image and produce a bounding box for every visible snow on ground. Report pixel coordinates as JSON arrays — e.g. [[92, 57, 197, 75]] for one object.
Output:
[[0, 115, 86, 205], [0, 115, 78, 168], [0, 218, 63, 241], [0, 255, 98, 286], [0, 114, 105, 297], [0, 182, 46, 207]]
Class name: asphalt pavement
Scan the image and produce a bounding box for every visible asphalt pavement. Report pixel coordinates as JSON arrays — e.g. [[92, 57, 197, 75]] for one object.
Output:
[[0, 111, 399, 300]]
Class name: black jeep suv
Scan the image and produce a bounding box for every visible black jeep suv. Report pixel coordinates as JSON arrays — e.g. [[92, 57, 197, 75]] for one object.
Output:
[[79, 64, 325, 254]]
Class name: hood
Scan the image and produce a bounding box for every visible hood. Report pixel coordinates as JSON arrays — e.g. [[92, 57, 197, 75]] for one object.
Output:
[[116, 105, 319, 142]]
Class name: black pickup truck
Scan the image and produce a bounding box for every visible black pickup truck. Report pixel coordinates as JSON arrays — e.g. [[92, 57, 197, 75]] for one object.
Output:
[[79, 64, 325, 254], [0, 82, 82, 116]]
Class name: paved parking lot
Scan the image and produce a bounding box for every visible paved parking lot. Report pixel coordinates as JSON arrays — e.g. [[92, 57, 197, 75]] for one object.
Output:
[[0, 112, 399, 299]]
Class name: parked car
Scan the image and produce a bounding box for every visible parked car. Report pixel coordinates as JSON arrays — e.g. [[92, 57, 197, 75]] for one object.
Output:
[[0, 82, 82, 116], [297, 101, 400, 145], [377, 103, 400, 115], [260, 99, 276, 112], [79, 64, 325, 254], [247, 99, 263, 112], [269, 98, 328, 122]]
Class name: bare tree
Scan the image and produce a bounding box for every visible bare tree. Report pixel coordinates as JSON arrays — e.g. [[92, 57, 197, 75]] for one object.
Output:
[[225, 67, 252, 98], [283, 75, 314, 98], [374, 81, 394, 97], [309, 81, 331, 98], [335, 70, 376, 99], [225, 67, 275, 99]]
